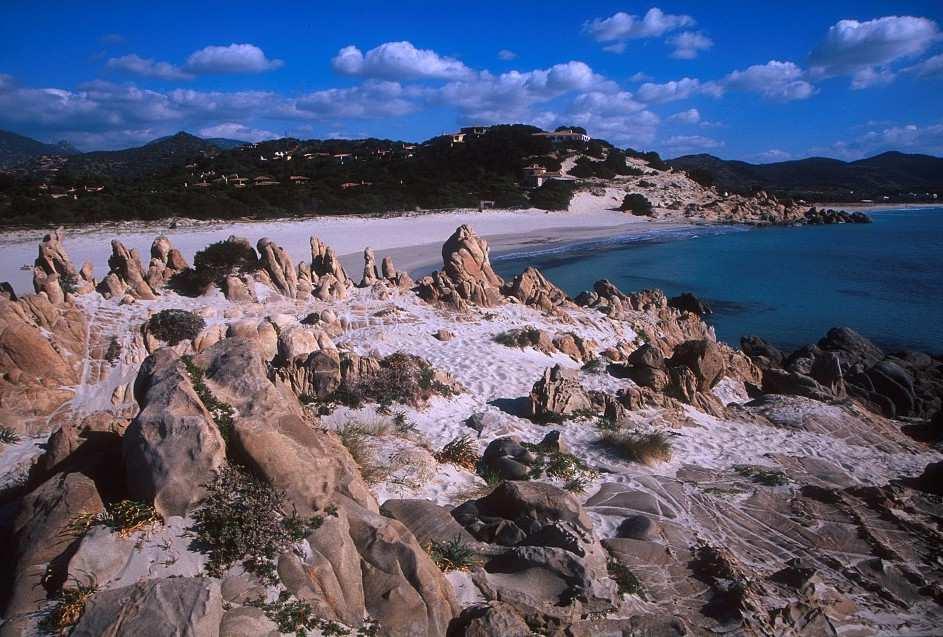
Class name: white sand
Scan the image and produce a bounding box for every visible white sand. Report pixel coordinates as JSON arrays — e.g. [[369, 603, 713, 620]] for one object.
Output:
[[0, 206, 662, 294]]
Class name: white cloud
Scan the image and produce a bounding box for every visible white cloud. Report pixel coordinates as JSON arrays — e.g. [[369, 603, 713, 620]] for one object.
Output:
[[817, 122, 943, 159], [629, 72, 653, 82], [294, 80, 421, 119], [667, 108, 700, 124], [497, 49, 517, 61], [667, 31, 713, 59], [332, 41, 472, 80], [905, 53, 943, 78], [809, 16, 940, 88], [106, 54, 194, 81], [198, 122, 275, 142], [584, 8, 695, 44], [755, 149, 791, 162], [636, 77, 723, 103], [184, 43, 283, 74], [435, 61, 612, 123], [725, 60, 815, 100], [661, 134, 724, 154]]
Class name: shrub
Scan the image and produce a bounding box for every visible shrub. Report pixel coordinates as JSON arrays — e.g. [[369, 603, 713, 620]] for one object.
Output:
[[581, 357, 605, 374], [0, 426, 20, 445], [426, 536, 478, 571], [530, 180, 576, 211], [600, 430, 672, 465], [59, 273, 78, 296], [146, 309, 205, 346], [249, 590, 369, 636], [333, 353, 456, 409], [734, 464, 789, 486], [182, 356, 234, 445], [193, 238, 258, 283], [189, 465, 327, 583], [521, 440, 598, 488], [39, 583, 98, 634], [71, 500, 162, 539], [620, 193, 653, 216], [608, 559, 645, 597], [434, 435, 479, 471], [687, 168, 716, 188]]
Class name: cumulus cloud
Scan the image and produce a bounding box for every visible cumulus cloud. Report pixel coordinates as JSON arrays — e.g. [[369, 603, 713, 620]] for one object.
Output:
[[667, 108, 701, 124], [584, 8, 695, 44], [198, 122, 276, 142], [755, 149, 792, 162], [817, 122, 943, 159], [667, 31, 713, 59], [184, 43, 283, 74], [725, 60, 815, 100], [629, 72, 653, 82], [809, 16, 940, 88], [497, 49, 517, 61], [294, 80, 421, 119], [106, 54, 194, 81], [636, 77, 723, 103], [332, 41, 472, 80], [435, 61, 611, 123], [661, 134, 724, 154], [905, 53, 943, 78]]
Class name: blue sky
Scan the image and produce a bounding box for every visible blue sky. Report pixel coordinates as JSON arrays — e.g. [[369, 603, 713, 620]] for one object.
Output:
[[1, 1, 941, 160]]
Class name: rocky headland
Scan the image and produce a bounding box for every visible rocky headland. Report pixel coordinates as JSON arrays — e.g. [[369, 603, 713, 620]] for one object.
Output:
[[0, 224, 939, 636]]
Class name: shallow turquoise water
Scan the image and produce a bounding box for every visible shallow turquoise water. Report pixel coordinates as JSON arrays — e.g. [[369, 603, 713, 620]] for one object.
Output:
[[493, 208, 943, 354]]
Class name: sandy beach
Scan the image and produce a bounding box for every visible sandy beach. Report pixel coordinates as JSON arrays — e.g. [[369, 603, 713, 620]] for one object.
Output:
[[0, 205, 679, 294]]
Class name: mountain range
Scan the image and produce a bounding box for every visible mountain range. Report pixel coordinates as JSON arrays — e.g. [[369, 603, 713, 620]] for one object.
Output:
[[0, 130, 80, 169], [666, 152, 943, 201]]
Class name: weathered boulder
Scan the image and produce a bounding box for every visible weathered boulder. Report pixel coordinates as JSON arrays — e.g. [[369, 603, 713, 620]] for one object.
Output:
[[70, 577, 223, 637], [668, 292, 711, 316], [145, 235, 189, 290], [668, 339, 726, 392], [222, 275, 256, 303], [446, 602, 532, 637], [502, 267, 570, 313], [257, 237, 299, 298], [380, 499, 477, 547], [360, 247, 380, 287], [124, 348, 227, 517], [480, 436, 535, 480], [2, 472, 104, 636], [818, 327, 884, 370], [33, 228, 94, 296], [624, 344, 670, 392], [741, 335, 784, 368], [528, 365, 593, 420], [99, 240, 156, 300], [417, 225, 504, 309], [310, 235, 350, 288]]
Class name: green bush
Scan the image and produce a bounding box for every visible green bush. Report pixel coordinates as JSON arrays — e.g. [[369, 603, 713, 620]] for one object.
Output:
[[426, 536, 478, 572], [146, 309, 205, 345], [620, 193, 653, 216], [530, 180, 576, 211], [189, 465, 328, 583], [173, 238, 259, 294]]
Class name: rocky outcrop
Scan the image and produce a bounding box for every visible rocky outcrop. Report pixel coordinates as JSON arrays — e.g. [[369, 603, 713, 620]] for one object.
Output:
[[71, 577, 223, 637], [98, 240, 156, 300], [1, 472, 104, 636], [802, 207, 871, 225], [447, 602, 532, 637], [310, 235, 350, 290], [360, 247, 380, 287], [123, 348, 226, 517], [417, 225, 504, 309], [496, 327, 596, 363], [528, 365, 593, 420], [33, 228, 95, 300], [668, 292, 711, 316], [256, 237, 300, 299], [502, 267, 570, 313], [451, 481, 617, 618], [190, 336, 459, 635], [145, 235, 188, 290], [0, 294, 87, 434]]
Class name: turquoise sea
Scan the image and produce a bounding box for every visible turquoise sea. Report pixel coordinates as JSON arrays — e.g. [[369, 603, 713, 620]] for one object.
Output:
[[493, 208, 943, 354]]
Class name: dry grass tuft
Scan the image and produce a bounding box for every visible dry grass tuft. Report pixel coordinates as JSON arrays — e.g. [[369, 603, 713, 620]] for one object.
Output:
[[40, 583, 98, 633], [600, 430, 672, 466], [434, 435, 480, 471]]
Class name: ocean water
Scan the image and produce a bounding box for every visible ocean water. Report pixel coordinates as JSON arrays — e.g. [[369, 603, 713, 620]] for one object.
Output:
[[493, 208, 943, 355]]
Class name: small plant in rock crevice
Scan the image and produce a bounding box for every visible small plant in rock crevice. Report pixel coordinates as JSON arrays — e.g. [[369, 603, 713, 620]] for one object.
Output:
[[520, 441, 598, 490], [249, 590, 380, 637], [0, 426, 20, 444], [69, 500, 162, 539], [581, 357, 605, 374], [39, 582, 98, 634], [426, 536, 478, 572], [734, 464, 789, 486], [333, 420, 391, 484], [189, 465, 329, 584], [608, 559, 645, 598], [182, 355, 235, 446]]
